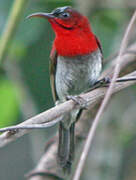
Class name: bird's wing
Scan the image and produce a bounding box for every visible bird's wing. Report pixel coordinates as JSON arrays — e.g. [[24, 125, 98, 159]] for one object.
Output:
[[95, 35, 103, 55], [95, 35, 103, 65], [49, 46, 58, 102]]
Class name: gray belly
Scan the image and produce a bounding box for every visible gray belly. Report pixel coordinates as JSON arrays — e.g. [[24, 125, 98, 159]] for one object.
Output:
[[55, 49, 102, 102]]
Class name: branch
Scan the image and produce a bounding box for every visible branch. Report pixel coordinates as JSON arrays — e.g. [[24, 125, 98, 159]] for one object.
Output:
[[0, 77, 136, 134], [0, 117, 62, 132], [73, 10, 136, 180], [0, 70, 136, 148]]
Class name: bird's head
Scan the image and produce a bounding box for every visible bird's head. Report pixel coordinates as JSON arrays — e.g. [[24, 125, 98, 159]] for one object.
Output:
[[27, 6, 91, 35], [27, 6, 99, 56]]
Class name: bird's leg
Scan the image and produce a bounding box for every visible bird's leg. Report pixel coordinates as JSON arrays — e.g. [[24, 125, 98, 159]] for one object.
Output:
[[66, 95, 88, 110]]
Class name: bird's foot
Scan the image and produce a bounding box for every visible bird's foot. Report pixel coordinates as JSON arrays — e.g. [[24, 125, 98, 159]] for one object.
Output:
[[62, 160, 72, 174], [7, 129, 19, 137], [84, 76, 111, 93], [94, 77, 111, 86], [66, 95, 88, 110]]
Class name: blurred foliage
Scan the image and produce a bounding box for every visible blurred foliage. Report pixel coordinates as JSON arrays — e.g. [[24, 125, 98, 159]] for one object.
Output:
[[0, 0, 136, 180], [0, 77, 18, 127], [91, 9, 128, 57]]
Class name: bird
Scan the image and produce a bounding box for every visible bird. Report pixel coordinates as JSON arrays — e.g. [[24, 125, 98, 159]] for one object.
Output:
[[27, 6, 103, 172]]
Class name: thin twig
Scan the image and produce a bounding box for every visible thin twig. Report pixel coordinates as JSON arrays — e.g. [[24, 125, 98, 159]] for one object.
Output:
[[116, 77, 136, 82], [73, 10, 136, 180], [0, 117, 62, 132]]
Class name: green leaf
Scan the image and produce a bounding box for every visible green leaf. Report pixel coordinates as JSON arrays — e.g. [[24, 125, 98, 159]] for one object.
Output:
[[0, 78, 19, 127]]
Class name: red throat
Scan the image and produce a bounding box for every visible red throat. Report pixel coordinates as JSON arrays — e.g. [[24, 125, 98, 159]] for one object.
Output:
[[51, 22, 98, 57]]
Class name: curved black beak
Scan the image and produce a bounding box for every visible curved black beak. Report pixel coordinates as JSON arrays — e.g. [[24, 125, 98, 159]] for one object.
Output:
[[26, 12, 55, 19]]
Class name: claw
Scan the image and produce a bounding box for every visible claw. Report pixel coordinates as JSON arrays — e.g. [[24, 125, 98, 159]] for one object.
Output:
[[83, 76, 111, 93], [94, 77, 111, 86], [6, 129, 19, 137], [66, 95, 88, 110]]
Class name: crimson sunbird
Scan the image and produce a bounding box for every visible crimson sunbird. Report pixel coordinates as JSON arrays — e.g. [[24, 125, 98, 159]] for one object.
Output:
[[27, 6, 102, 172]]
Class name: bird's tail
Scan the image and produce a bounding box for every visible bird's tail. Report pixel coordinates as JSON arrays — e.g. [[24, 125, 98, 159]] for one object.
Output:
[[57, 121, 75, 173]]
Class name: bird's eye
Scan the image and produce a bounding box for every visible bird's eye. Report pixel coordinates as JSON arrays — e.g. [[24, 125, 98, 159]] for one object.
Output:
[[61, 12, 70, 18]]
